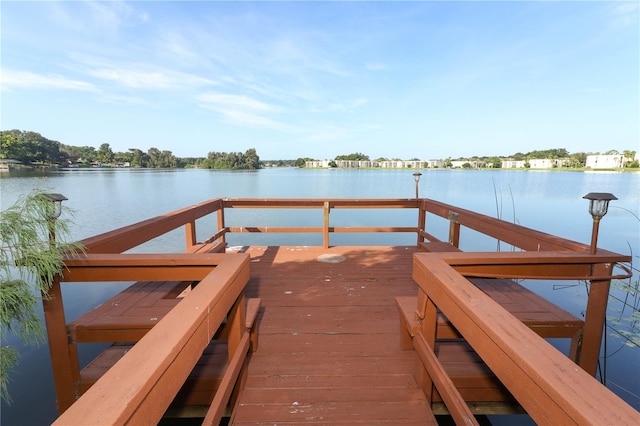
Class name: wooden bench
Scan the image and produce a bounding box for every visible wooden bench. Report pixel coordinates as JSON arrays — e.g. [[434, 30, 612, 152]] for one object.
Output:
[[77, 297, 261, 411], [68, 241, 227, 344], [409, 254, 640, 424], [398, 242, 585, 412], [68, 280, 192, 343], [410, 241, 584, 348]]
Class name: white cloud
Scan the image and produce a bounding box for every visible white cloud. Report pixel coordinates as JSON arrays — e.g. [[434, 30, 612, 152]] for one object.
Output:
[[65, 53, 218, 90], [0, 69, 95, 91], [199, 93, 276, 112], [87, 67, 215, 90], [198, 92, 292, 130]]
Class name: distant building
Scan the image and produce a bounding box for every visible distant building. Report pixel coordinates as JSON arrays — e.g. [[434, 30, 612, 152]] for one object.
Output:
[[450, 160, 478, 169], [501, 158, 568, 169], [585, 154, 625, 169], [502, 160, 525, 169], [305, 160, 332, 168], [304, 159, 435, 169]]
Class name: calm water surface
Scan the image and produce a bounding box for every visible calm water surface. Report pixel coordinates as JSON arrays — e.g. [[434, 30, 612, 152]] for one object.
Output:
[[1, 168, 639, 424]]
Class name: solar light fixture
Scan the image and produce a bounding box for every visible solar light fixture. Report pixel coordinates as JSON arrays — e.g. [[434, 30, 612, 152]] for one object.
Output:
[[43, 193, 68, 220], [413, 172, 422, 199], [583, 192, 617, 254]]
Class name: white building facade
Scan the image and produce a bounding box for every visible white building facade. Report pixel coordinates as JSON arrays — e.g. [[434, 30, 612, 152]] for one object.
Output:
[[585, 154, 626, 169]]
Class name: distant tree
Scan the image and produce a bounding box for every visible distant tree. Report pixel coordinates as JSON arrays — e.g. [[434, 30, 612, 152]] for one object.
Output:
[[623, 150, 637, 168], [97, 143, 114, 165], [487, 157, 502, 168], [569, 152, 587, 168], [147, 147, 164, 168], [0, 190, 83, 402], [243, 148, 261, 169], [328, 160, 338, 168], [127, 148, 146, 168], [60, 145, 93, 164], [0, 130, 25, 161], [335, 153, 370, 161]]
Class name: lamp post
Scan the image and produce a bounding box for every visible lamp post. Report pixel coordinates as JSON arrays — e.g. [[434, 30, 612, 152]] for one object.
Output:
[[583, 192, 617, 254], [413, 172, 422, 199], [43, 193, 68, 244]]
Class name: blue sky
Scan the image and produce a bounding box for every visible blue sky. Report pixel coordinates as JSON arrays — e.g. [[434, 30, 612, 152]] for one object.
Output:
[[2, 1, 638, 160]]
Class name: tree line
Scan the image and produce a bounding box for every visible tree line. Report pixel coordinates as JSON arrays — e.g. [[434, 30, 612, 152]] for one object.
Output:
[[0, 130, 261, 170], [1, 130, 637, 170]]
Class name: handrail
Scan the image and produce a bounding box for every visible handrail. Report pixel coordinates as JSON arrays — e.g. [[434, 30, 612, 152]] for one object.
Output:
[[53, 253, 251, 425], [222, 198, 420, 208], [427, 250, 632, 280], [420, 198, 592, 252], [412, 254, 640, 424], [79, 198, 223, 253], [72, 197, 622, 255], [61, 253, 237, 282]]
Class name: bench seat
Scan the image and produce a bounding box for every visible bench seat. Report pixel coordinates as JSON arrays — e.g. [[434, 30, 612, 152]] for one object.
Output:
[[68, 242, 227, 344], [78, 298, 261, 410], [399, 241, 585, 412]]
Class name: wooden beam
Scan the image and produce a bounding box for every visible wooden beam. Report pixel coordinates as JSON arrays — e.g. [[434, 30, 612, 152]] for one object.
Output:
[[414, 331, 479, 426], [578, 263, 612, 375], [415, 251, 631, 280], [41, 275, 79, 413], [61, 253, 231, 282], [53, 254, 250, 425], [412, 255, 640, 425], [80, 199, 223, 253], [202, 332, 251, 426]]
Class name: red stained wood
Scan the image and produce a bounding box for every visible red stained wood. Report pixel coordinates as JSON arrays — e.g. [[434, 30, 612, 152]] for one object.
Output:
[[47, 198, 633, 424], [413, 256, 640, 425], [231, 246, 437, 425]]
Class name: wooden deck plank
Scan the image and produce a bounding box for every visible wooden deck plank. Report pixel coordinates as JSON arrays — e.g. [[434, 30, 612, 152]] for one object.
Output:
[[232, 246, 437, 425]]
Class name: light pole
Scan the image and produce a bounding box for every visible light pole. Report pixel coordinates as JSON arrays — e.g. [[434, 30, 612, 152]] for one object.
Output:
[[413, 172, 422, 199], [582, 192, 617, 254], [43, 193, 68, 244]]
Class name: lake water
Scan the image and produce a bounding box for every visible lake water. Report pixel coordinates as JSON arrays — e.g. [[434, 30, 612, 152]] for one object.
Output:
[[1, 168, 639, 424]]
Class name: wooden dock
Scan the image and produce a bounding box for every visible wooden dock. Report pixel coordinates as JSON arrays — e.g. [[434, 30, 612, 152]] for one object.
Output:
[[233, 245, 435, 424], [45, 198, 639, 425]]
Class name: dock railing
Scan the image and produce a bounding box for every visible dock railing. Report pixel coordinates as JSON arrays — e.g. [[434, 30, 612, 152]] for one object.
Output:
[[412, 253, 640, 424], [45, 197, 632, 420]]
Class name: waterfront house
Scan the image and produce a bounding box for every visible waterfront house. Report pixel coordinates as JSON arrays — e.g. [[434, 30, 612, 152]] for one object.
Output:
[[586, 154, 626, 169]]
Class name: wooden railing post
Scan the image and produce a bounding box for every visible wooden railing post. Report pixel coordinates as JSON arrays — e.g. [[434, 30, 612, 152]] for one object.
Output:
[[185, 220, 197, 249], [227, 291, 247, 360], [448, 211, 460, 247], [217, 207, 226, 245], [578, 262, 613, 376], [42, 275, 79, 413], [417, 201, 426, 247], [323, 201, 330, 249], [416, 289, 438, 403]]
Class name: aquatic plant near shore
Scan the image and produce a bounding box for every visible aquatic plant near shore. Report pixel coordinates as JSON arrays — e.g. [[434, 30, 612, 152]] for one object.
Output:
[[0, 189, 83, 403]]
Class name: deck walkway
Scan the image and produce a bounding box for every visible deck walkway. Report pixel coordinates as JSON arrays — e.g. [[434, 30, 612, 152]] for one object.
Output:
[[231, 245, 436, 425]]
